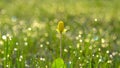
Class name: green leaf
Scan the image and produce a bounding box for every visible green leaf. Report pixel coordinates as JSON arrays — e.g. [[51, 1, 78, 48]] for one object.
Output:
[[52, 58, 66, 68]]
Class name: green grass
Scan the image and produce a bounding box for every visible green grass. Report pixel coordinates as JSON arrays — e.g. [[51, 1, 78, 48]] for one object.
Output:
[[0, 0, 120, 68]]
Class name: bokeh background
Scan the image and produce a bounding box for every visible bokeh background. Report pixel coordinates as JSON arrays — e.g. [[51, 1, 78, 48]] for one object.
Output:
[[0, 0, 120, 68]]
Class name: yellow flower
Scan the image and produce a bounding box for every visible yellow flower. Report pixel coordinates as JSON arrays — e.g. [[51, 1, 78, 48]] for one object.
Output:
[[56, 21, 67, 34]]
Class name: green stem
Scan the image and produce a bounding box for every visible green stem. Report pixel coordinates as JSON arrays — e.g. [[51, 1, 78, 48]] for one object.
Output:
[[60, 33, 62, 58]]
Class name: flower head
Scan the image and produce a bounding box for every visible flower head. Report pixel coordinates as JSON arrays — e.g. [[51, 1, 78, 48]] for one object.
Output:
[[56, 21, 67, 34]]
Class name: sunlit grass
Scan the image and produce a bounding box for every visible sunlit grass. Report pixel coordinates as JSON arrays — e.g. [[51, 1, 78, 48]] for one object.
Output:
[[0, 0, 120, 68]]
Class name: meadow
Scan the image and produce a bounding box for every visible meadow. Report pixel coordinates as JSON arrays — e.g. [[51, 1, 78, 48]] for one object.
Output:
[[0, 0, 120, 68]]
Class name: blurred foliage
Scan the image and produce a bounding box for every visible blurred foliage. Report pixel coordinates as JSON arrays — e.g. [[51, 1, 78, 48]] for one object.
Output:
[[52, 58, 66, 68], [0, 0, 120, 68]]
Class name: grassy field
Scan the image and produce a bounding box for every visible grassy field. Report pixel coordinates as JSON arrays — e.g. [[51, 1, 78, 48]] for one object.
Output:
[[0, 0, 120, 68]]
